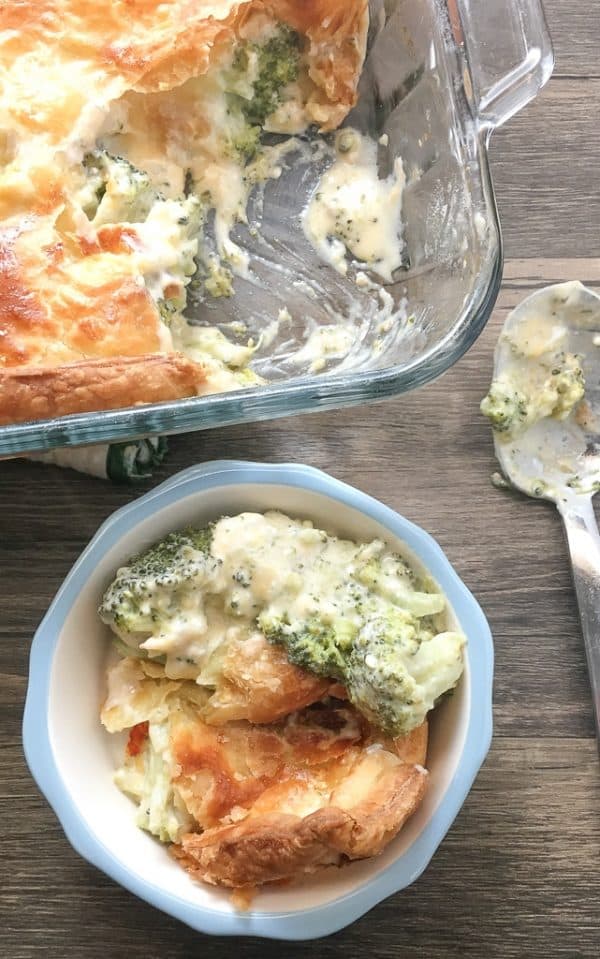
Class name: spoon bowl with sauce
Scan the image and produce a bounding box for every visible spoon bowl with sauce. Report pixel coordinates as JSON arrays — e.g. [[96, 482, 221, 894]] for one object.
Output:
[[482, 281, 600, 748]]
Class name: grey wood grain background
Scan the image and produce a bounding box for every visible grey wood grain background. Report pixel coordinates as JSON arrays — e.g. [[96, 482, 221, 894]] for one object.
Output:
[[2, 2, 600, 956]]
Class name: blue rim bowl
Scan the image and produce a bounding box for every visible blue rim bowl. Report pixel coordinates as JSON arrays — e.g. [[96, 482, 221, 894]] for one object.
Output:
[[23, 460, 493, 939]]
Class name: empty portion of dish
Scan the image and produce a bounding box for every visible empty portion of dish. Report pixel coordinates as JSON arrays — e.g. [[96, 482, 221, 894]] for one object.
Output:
[[99, 510, 465, 893]]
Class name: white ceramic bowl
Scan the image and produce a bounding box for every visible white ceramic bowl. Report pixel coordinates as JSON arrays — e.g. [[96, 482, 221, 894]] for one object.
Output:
[[23, 461, 493, 939]]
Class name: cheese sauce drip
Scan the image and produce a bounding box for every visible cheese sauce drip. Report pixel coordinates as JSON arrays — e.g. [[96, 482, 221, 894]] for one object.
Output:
[[302, 129, 406, 282]]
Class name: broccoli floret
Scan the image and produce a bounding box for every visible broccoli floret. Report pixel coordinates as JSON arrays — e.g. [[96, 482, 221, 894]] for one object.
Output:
[[549, 362, 585, 419], [122, 527, 212, 580], [223, 26, 301, 162], [260, 605, 423, 735], [262, 607, 460, 736], [81, 151, 156, 224], [259, 613, 355, 677], [348, 658, 420, 736], [345, 619, 421, 735], [99, 526, 215, 638], [242, 27, 300, 126], [480, 382, 528, 434], [260, 591, 449, 736], [228, 125, 262, 164]]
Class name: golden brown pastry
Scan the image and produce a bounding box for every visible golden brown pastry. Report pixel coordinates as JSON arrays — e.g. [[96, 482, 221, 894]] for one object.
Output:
[[102, 660, 428, 892], [0, 354, 206, 426], [100, 645, 341, 733], [0, 0, 368, 425], [102, 643, 433, 895], [200, 632, 339, 725], [174, 762, 426, 889], [170, 702, 427, 888]]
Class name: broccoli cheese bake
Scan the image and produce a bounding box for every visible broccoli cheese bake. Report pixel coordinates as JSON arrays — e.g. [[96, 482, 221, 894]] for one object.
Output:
[[99, 511, 466, 893], [0, 0, 368, 425]]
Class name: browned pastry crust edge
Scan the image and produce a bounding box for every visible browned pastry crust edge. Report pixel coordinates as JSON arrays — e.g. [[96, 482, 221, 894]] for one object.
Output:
[[0, 352, 206, 425], [173, 760, 427, 888]]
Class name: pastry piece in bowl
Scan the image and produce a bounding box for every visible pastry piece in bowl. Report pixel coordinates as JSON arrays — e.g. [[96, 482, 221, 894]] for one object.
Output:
[[172, 711, 428, 889], [103, 661, 428, 890]]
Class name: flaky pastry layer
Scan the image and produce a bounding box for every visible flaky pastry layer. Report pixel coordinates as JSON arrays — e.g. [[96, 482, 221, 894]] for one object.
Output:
[[0, 353, 206, 425], [169, 704, 428, 888]]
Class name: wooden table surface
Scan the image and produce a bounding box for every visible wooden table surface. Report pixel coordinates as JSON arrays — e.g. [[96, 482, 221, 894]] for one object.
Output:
[[2, 3, 600, 957]]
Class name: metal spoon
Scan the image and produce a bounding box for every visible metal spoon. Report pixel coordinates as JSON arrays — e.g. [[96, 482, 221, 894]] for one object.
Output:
[[486, 281, 600, 747]]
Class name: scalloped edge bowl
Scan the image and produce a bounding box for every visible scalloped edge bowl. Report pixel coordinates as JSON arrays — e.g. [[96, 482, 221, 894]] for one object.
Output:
[[23, 460, 493, 939]]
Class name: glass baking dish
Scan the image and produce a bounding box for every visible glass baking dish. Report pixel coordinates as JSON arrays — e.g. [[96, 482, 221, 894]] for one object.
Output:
[[0, 0, 553, 456]]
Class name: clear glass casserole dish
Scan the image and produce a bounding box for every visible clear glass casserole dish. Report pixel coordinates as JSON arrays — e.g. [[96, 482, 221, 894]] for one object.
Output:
[[0, 0, 553, 456]]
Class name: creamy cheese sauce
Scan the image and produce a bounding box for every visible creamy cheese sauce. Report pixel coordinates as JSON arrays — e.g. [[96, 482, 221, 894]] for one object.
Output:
[[292, 325, 356, 373], [99, 511, 465, 735], [132, 198, 201, 307]]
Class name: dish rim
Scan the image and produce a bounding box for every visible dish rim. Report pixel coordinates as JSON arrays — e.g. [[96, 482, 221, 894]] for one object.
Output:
[[23, 459, 494, 939], [0, 214, 502, 457]]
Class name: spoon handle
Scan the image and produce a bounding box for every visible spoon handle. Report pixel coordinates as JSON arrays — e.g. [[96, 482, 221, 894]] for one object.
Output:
[[559, 497, 600, 749]]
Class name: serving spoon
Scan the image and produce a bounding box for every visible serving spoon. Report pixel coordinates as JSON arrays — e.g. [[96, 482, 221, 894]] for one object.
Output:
[[487, 281, 600, 748]]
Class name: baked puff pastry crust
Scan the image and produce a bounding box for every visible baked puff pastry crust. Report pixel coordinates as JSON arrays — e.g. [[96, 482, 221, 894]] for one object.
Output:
[[170, 704, 428, 889], [0, 0, 368, 426], [105, 662, 429, 892]]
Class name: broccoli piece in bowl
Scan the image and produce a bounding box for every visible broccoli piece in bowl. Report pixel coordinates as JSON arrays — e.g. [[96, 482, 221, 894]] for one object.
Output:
[[99, 526, 216, 644], [346, 628, 422, 735], [259, 593, 460, 737], [258, 612, 356, 677], [259, 607, 421, 736]]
